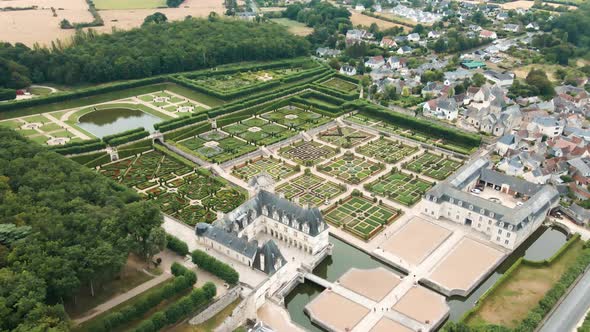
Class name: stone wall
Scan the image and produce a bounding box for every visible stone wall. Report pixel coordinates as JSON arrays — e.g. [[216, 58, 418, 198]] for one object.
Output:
[[189, 287, 240, 325]]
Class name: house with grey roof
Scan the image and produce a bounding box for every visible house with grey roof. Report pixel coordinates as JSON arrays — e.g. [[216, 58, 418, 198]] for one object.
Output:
[[483, 70, 514, 87], [195, 190, 330, 274], [422, 158, 559, 249]]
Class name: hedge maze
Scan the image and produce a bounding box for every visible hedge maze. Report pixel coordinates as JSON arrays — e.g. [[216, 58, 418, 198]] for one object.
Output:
[[356, 137, 418, 164], [366, 170, 432, 206], [98, 150, 245, 226], [319, 152, 384, 184], [279, 140, 337, 166], [318, 126, 374, 148], [276, 172, 344, 207], [231, 157, 298, 181], [404, 152, 463, 180], [324, 195, 400, 240]]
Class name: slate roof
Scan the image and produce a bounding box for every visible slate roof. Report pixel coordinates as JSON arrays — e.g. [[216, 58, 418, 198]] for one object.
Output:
[[253, 240, 286, 275], [196, 223, 259, 259]]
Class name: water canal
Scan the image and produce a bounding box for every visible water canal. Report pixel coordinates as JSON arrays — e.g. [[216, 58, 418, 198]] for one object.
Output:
[[285, 226, 569, 331], [77, 108, 161, 138]]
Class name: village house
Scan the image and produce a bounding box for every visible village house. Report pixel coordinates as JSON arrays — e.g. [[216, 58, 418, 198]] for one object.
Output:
[[339, 65, 357, 76], [365, 55, 386, 69], [423, 97, 459, 120], [479, 29, 498, 40], [380, 37, 398, 49]]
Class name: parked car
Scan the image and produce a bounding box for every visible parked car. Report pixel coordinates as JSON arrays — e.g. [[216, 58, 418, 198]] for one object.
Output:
[[471, 188, 481, 194]]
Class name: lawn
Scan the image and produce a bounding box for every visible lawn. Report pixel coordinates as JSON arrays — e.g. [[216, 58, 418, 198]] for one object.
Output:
[[321, 77, 357, 92], [324, 195, 400, 240], [29, 86, 53, 96], [93, 0, 167, 10], [366, 170, 432, 206], [466, 240, 585, 328], [319, 152, 384, 185], [270, 18, 314, 36]]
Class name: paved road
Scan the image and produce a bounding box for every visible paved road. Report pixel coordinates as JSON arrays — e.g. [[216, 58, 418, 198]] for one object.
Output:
[[539, 268, 590, 332]]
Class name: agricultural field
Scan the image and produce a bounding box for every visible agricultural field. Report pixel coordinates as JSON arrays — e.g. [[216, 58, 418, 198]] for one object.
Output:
[[270, 18, 314, 36], [319, 152, 384, 185], [222, 116, 297, 146], [178, 131, 258, 164], [231, 157, 298, 181], [318, 126, 374, 148], [321, 77, 358, 93], [98, 150, 244, 226], [366, 170, 432, 206], [324, 195, 401, 240], [356, 137, 418, 164], [279, 140, 337, 166], [262, 105, 331, 131], [276, 172, 344, 207], [349, 11, 412, 31], [404, 152, 463, 180], [93, 0, 166, 10]]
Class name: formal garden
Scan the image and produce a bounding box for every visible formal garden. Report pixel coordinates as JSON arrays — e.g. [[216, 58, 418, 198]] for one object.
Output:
[[178, 131, 258, 164], [222, 116, 297, 146], [356, 137, 418, 164], [365, 169, 433, 206], [320, 77, 358, 93], [278, 140, 338, 166], [98, 150, 245, 226], [0, 115, 82, 145], [231, 156, 298, 181], [318, 126, 374, 148], [261, 105, 331, 131], [189, 65, 307, 92], [403, 152, 463, 180], [318, 152, 384, 184], [323, 194, 401, 240], [276, 171, 345, 207], [137, 90, 209, 114]]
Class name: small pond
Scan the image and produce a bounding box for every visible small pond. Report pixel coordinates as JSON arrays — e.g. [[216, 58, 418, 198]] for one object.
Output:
[[77, 108, 161, 138]]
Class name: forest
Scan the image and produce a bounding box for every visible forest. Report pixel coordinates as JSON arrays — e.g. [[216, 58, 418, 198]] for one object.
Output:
[[0, 17, 310, 88], [0, 128, 164, 331]]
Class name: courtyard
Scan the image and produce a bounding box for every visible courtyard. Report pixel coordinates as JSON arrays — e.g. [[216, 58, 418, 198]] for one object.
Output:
[[323, 195, 401, 240], [366, 170, 432, 206]]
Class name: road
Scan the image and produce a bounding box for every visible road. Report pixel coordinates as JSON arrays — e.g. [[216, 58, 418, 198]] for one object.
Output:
[[539, 268, 590, 332]]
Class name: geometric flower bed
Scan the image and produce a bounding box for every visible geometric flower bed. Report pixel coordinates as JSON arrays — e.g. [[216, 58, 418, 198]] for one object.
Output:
[[318, 126, 374, 148], [323, 194, 401, 240], [179, 135, 258, 164], [356, 137, 418, 164], [262, 105, 330, 131], [222, 116, 297, 146], [403, 152, 463, 180], [231, 156, 298, 181], [321, 77, 357, 92], [279, 140, 337, 166], [365, 169, 432, 206], [318, 152, 384, 185], [276, 171, 344, 207]]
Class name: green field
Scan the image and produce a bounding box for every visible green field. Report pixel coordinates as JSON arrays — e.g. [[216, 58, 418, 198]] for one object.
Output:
[[321, 78, 357, 92], [93, 0, 167, 10], [366, 170, 432, 206], [324, 195, 400, 240]]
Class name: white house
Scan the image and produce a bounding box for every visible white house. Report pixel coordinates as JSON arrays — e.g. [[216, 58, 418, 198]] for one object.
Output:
[[397, 46, 413, 55], [483, 70, 514, 87], [380, 37, 398, 49], [423, 97, 459, 121], [528, 116, 565, 137], [479, 29, 498, 40], [407, 33, 421, 42], [365, 55, 385, 69], [428, 31, 442, 39], [340, 65, 357, 76], [495, 134, 518, 156]]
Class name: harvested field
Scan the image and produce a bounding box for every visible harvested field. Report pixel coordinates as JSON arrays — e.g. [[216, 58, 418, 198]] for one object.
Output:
[[428, 237, 504, 294], [337, 268, 400, 302], [369, 318, 413, 332], [0, 0, 93, 46], [93, 0, 166, 10], [392, 286, 448, 325], [305, 290, 369, 332], [382, 217, 451, 266], [349, 11, 410, 32]]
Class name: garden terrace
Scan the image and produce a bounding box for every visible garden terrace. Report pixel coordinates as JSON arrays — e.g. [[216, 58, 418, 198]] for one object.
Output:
[[231, 157, 298, 181], [323, 195, 401, 240], [98, 150, 245, 226], [178, 133, 258, 164], [318, 152, 384, 185], [320, 77, 358, 93], [356, 137, 418, 164], [366, 169, 432, 206], [276, 172, 344, 207], [318, 126, 374, 148], [278, 140, 337, 166], [261, 105, 331, 131], [136, 90, 210, 114], [403, 152, 463, 180], [221, 116, 297, 146], [0, 114, 82, 146]]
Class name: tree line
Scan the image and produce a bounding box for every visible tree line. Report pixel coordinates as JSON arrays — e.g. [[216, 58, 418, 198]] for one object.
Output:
[[0, 127, 165, 331], [0, 17, 310, 89]]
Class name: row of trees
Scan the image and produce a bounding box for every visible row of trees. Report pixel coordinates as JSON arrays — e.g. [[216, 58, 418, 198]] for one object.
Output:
[[0, 18, 310, 87], [191, 249, 240, 285], [0, 127, 166, 331]]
